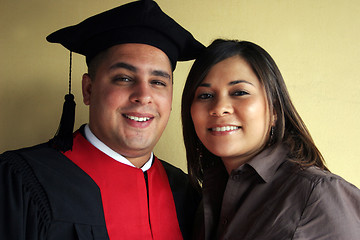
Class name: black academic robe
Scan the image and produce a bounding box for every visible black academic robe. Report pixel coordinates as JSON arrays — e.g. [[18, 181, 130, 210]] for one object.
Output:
[[0, 134, 199, 240]]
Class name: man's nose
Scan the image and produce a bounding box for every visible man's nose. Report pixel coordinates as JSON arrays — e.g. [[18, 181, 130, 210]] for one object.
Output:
[[129, 82, 153, 104]]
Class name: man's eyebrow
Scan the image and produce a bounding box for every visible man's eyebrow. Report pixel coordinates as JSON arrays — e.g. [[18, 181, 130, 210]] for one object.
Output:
[[109, 62, 137, 72], [109, 62, 171, 80], [151, 70, 171, 80]]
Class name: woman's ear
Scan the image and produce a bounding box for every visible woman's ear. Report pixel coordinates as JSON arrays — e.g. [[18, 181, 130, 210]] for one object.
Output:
[[82, 73, 92, 105], [271, 108, 277, 127]]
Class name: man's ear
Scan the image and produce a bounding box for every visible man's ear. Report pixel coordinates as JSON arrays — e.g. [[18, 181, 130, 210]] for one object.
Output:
[[82, 73, 92, 105]]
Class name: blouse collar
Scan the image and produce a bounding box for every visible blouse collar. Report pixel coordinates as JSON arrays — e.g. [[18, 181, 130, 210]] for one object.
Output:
[[233, 144, 289, 183]]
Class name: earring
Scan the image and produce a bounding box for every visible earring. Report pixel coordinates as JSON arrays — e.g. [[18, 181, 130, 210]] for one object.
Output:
[[196, 138, 205, 163], [268, 126, 275, 146], [196, 141, 203, 161]]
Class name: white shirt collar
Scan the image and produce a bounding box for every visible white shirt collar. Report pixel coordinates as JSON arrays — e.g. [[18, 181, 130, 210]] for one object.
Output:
[[84, 124, 153, 172]]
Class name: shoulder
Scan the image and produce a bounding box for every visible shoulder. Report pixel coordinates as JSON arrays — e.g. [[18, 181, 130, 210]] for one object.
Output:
[[1, 142, 56, 159], [1, 143, 66, 182], [157, 159, 193, 193], [0, 142, 59, 189], [291, 163, 359, 195], [287, 164, 360, 238], [278, 161, 360, 217], [280, 160, 357, 190], [301, 165, 360, 206], [0, 144, 53, 233], [157, 159, 201, 240], [159, 159, 188, 181], [156, 157, 200, 202], [1, 143, 52, 170]]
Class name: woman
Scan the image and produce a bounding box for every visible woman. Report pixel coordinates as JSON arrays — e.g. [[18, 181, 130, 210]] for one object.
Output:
[[182, 39, 360, 239]]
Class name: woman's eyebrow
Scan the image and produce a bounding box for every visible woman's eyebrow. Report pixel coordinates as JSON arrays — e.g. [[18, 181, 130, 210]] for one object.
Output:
[[229, 80, 254, 86], [199, 80, 254, 87], [199, 83, 211, 87]]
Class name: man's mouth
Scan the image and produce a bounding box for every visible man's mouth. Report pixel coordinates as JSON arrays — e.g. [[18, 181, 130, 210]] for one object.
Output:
[[124, 114, 151, 122]]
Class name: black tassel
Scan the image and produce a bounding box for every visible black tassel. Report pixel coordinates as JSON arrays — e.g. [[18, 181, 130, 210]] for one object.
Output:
[[50, 94, 76, 151], [49, 51, 76, 151]]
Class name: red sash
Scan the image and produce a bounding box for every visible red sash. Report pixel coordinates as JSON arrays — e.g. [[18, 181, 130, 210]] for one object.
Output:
[[64, 131, 182, 240]]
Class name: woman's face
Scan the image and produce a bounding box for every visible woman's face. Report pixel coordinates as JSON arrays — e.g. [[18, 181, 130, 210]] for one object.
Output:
[[191, 55, 274, 172]]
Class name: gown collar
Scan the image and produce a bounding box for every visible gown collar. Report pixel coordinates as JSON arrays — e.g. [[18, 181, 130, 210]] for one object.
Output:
[[84, 124, 153, 171]]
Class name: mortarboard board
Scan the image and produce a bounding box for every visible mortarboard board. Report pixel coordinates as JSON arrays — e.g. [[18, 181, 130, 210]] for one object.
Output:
[[46, 0, 204, 70]]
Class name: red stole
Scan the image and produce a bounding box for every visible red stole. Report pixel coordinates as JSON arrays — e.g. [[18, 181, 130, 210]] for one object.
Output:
[[63, 131, 183, 240]]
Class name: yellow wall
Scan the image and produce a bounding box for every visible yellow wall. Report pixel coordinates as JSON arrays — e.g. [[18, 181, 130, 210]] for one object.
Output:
[[1, 0, 359, 188]]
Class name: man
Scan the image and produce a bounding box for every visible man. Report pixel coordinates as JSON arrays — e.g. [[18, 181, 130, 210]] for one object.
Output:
[[0, 0, 204, 239]]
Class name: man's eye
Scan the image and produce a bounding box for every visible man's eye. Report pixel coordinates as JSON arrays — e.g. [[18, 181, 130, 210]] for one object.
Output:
[[112, 76, 132, 83], [151, 80, 167, 87], [119, 77, 131, 82]]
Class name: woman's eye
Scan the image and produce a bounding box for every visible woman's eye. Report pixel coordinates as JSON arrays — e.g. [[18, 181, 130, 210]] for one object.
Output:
[[197, 93, 213, 99], [232, 90, 249, 96]]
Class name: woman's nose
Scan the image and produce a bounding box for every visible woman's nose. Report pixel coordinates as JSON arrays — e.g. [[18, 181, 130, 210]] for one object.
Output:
[[209, 97, 233, 117]]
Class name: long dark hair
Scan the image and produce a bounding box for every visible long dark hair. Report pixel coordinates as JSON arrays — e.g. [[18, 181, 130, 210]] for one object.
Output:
[[181, 39, 327, 190]]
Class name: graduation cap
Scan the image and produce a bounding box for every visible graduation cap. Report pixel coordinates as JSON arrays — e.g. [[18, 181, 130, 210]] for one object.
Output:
[[47, 0, 205, 151]]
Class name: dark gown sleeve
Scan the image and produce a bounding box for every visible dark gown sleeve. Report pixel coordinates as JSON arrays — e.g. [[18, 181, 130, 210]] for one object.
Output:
[[0, 151, 50, 240]]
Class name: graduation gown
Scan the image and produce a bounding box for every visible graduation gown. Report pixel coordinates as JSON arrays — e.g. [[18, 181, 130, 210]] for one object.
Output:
[[0, 129, 199, 240]]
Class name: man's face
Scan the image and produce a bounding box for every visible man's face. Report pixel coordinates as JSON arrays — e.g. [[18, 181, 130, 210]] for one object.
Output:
[[82, 43, 173, 164]]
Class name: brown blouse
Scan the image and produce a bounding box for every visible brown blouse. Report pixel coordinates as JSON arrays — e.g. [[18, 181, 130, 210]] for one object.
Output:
[[195, 145, 360, 240]]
